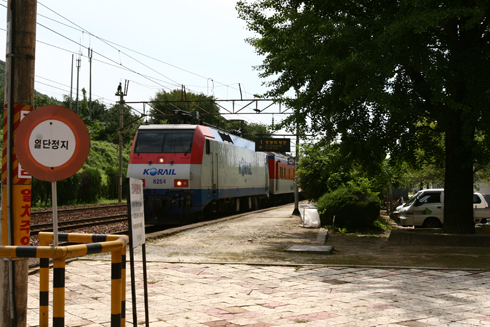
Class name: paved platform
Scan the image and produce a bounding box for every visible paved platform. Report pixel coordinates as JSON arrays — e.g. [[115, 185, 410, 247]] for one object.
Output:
[[26, 260, 490, 326], [25, 204, 490, 326]]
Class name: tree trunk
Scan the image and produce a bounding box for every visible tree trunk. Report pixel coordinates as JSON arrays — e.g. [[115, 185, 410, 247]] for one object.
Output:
[[443, 116, 475, 234]]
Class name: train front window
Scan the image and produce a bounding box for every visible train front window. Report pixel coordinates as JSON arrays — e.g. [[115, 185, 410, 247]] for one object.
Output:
[[135, 130, 194, 153]]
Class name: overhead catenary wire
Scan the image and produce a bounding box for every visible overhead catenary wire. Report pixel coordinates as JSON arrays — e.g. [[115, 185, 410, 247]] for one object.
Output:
[[0, 1, 284, 125], [0, 1, 266, 104], [36, 22, 177, 93], [35, 1, 257, 99]]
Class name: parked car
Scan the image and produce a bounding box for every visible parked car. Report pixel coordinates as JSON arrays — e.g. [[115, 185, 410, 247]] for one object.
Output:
[[396, 189, 489, 228]]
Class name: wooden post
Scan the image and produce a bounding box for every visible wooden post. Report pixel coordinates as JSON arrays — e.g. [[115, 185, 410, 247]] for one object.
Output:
[[0, 1, 37, 326]]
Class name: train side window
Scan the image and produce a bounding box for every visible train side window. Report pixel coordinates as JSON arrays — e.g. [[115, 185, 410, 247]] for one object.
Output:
[[206, 139, 210, 154]]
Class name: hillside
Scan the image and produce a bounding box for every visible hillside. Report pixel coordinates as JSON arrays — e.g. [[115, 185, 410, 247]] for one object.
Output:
[[0, 60, 4, 88]]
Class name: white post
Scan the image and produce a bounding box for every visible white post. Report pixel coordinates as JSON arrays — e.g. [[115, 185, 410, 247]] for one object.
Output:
[[52, 182, 58, 246]]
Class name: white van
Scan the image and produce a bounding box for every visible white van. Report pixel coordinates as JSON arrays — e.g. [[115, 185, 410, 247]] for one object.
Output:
[[396, 189, 489, 228]]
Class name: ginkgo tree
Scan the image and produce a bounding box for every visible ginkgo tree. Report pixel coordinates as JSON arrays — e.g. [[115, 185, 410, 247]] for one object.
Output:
[[237, 0, 490, 234]]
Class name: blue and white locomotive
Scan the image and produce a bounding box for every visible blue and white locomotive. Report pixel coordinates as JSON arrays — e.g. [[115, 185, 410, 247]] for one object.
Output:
[[128, 124, 293, 224]]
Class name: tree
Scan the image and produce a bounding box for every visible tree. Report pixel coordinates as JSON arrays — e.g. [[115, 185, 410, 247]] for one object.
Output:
[[149, 88, 272, 142], [298, 141, 389, 200], [298, 142, 353, 200], [150, 89, 223, 126], [241, 122, 272, 142], [237, 0, 490, 234], [99, 104, 141, 145]]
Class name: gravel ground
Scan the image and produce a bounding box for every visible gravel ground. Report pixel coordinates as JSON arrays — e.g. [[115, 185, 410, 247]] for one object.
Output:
[[30, 202, 490, 269], [86, 203, 490, 269], [30, 203, 128, 246]]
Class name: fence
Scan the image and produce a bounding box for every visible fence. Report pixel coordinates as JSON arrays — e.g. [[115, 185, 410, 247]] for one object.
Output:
[[0, 232, 129, 327]]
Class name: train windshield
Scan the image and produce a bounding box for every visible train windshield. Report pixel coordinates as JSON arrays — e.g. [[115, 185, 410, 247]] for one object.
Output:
[[134, 129, 195, 153]]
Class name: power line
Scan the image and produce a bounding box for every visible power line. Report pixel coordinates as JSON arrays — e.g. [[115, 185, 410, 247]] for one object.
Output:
[[35, 1, 255, 98], [0, 2, 260, 100], [34, 39, 180, 90], [37, 2, 181, 87], [36, 22, 177, 92]]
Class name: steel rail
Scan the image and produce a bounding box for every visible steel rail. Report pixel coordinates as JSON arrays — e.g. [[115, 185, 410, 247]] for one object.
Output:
[[31, 203, 127, 216], [30, 214, 128, 235]]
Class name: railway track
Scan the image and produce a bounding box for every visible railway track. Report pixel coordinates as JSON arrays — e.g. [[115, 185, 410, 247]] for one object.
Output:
[[30, 214, 128, 235], [29, 203, 129, 244], [31, 203, 127, 218]]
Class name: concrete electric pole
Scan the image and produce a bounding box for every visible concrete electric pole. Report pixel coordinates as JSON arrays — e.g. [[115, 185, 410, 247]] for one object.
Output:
[[116, 81, 129, 202], [0, 1, 37, 326], [76, 54, 81, 115]]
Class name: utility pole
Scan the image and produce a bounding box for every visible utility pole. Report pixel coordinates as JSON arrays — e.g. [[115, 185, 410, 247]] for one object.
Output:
[[75, 54, 81, 115], [69, 54, 73, 110], [116, 81, 129, 202], [292, 127, 300, 215], [0, 1, 37, 326], [88, 48, 93, 119]]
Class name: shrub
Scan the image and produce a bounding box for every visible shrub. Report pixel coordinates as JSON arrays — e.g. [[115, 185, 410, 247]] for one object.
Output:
[[32, 178, 51, 206], [57, 174, 81, 205], [317, 179, 381, 230], [105, 166, 119, 199], [77, 168, 102, 203], [104, 166, 128, 200]]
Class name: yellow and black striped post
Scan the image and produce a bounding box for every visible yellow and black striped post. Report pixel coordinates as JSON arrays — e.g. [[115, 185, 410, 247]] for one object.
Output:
[[122, 243, 127, 326], [112, 246, 123, 327], [52, 258, 65, 327], [39, 233, 50, 327]]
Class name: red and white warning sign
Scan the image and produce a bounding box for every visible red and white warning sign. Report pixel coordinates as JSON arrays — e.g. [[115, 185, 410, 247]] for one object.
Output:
[[15, 105, 90, 182]]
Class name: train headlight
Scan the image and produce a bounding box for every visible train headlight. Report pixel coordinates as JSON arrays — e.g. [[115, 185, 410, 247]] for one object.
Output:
[[174, 179, 189, 187], [158, 157, 164, 163]]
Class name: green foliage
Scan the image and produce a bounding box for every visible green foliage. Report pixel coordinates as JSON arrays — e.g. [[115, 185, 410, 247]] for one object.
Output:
[[0, 60, 5, 88], [150, 89, 222, 126], [57, 174, 82, 205], [83, 119, 103, 140], [77, 168, 102, 203], [81, 140, 130, 200], [239, 122, 272, 142], [99, 104, 141, 144], [317, 179, 381, 230], [31, 178, 51, 207], [237, 0, 490, 233], [297, 142, 352, 200], [34, 93, 60, 108], [105, 166, 119, 200], [298, 142, 389, 201], [32, 175, 81, 207]]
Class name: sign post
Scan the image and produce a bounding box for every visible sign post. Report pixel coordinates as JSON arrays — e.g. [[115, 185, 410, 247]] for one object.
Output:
[[127, 178, 149, 327], [15, 105, 90, 245]]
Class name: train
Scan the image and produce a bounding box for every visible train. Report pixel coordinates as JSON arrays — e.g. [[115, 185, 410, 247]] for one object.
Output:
[[127, 124, 297, 224]]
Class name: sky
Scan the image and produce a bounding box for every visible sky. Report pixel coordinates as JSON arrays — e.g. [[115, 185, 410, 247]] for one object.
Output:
[[0, 0, 299, 152]]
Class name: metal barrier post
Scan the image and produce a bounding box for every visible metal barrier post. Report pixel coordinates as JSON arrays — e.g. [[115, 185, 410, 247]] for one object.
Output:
[[52, 258, 65, 327], [122, 243, 127, 326], [39, 237, 50, 327], [111, 246, 123, 327]]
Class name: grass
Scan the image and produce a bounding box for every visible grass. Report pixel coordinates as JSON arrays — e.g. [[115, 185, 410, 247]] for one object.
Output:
[[325, 214, 394, 237]]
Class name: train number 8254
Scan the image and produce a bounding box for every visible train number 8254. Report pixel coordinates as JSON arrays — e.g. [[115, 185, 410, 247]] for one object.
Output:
[[153, 179, 166, 185]]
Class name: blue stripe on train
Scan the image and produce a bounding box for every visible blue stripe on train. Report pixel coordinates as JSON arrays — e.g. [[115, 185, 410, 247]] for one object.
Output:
[[144, 187, 269, 215]]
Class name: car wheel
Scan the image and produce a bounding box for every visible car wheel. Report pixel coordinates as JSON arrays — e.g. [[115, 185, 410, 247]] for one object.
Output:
[[423, 217, 442, 228]]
